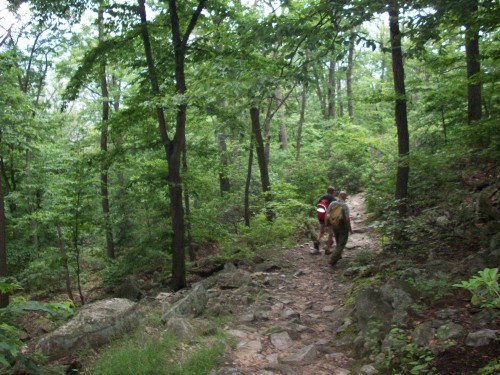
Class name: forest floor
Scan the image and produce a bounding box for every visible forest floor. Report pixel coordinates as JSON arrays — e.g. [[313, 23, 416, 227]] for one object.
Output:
[[215, 193, 377, 374], [17, 192, 498, 374]]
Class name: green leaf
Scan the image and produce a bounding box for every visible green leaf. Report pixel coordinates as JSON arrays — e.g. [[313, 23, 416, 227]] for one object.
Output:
[[0, 354, 11, 367]]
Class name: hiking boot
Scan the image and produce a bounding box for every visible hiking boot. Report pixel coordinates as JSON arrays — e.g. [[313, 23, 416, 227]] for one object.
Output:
[[310, 241, 321, 254], [324, 248, 332, 255]]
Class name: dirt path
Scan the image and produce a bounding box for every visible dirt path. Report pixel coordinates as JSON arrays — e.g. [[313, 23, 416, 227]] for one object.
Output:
[[218, 194, 377, 375]]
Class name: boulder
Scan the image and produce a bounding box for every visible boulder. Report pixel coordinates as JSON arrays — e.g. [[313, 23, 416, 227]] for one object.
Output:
[[354, 287, 392, 337], [281, 344, 318, 364], [380, 279, 416, 326], [484, 232, 500, 266], [161, 284, 208, 323], [411, 321, 436, 347], [36, 298, 138, 360], [269, 331, 293, 350], [465, 329, 499, 347], [353, 280, 418, 355], [436, 322, 465, 341], [166, 317, 195, 341], [281, 307, 300, 320], [166, 317, 217, 341], [359, 364, 379, 375], [476, 186, 500, 221], [202, 263, 253, 290]]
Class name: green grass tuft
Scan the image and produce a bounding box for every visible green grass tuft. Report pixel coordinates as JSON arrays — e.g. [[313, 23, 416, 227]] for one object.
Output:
[[88, 333, 178, 375]]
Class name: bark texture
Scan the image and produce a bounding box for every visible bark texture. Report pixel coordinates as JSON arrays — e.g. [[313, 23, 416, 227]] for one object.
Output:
[[464, 0, 482, 124], [389, 2, 410, 217], [0, 172, 8, 308]]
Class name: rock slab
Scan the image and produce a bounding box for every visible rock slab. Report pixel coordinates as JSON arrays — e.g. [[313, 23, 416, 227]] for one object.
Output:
[[37, 298, 138, 359]]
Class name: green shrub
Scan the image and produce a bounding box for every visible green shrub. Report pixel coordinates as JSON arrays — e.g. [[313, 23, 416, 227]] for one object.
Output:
[[479, 357, 500, 375], [352, 251, 376, 267], [454, 268, 500, 309], [407, 273, 453, 302], [378, 327, 438, 375], [0, 293, 73, 371], [19, 247, 67, 292]]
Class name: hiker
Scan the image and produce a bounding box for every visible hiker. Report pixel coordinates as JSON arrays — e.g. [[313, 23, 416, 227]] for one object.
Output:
[[327, 191, 353, 266], [311, 186, 336, 255]]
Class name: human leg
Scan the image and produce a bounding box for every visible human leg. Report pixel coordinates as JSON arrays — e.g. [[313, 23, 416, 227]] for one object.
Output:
[[329, 230, 349, 265], [324, 225, 334, 254], [312, 221, 324, 253]]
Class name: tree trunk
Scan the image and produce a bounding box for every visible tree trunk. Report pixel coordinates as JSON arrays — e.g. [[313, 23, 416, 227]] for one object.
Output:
[[73, 192, 85, 305], [464, 0, 481, 124], [182, 144, 195, 261], [22, 32, 47, 252], [138, 0, 182, 288], [327, 58, 336, 119], [0, 155, 17, 217], [296, 76, 308, 160], [346, 29, 356, 123], [98, 4, 115, 259], [138, 0, 205, 290], [244, 135, 253, 227], [57, 224, 74, 302], [336, 66, 344, 117], [216, 126, 231, 195], [389, 2, 410, 217], [276, 86, 288, 150], [0, 172, 8, 308], [312, 63, 327, 118], [110, 76, 129, 249], [441, 107, 447, 145], [25, 142, 39, 250], [263, 97, 273, 163], [168, 0, 207, 290], [250, 107, 273, 221]]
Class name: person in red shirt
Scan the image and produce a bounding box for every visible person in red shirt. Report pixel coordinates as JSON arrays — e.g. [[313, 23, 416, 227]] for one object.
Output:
[[311, 186, 336, 255]]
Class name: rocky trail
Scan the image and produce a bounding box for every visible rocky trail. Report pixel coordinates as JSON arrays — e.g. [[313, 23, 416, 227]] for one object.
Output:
[[213, 194, 378, 375], [30, 191, 499, 374]]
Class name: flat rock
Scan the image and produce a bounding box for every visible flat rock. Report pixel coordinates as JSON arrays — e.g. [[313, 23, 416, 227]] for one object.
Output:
[[37, 298, 138, 360], [270, 331, 293, 350], [281, 344, 317, 364], [466, 329, 499, 347]]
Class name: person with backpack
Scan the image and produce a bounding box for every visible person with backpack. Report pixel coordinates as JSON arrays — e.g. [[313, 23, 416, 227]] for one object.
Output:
[[326, 191, 353, 266], [311, 186, 337, 255]]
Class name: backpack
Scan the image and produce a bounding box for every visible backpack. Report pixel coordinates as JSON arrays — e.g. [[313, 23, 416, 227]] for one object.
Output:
[[328, 203, 345, 229], [316, 198, 329, 221]]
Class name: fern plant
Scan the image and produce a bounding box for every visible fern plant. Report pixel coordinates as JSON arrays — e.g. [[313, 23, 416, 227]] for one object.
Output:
[[454, 268, 500, 309]]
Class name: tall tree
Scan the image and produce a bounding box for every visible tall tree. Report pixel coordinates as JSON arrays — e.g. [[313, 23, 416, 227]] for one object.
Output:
[[98, 3, 115, 259], [346, 28, 357, 123], [464, 0, 481, 123], [389, 1, 410, 217], [137, 0, 206, 290], [0, 170, 7, 308], [276, 86, 288, 150], [327, 58, 336, 119], [250, 107, 273, 220], [296, 53, 309, 160], [244, 134, 254, 227]]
